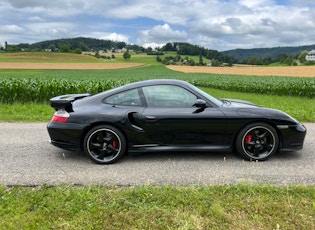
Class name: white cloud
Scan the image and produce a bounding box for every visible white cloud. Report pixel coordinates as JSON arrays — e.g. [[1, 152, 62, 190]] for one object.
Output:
[[100, 33, 129, 43], [0, 25, 24, 33], [0, 0, 315, 50], [137, 24, 187, 44], [28, 16, 45, 22]]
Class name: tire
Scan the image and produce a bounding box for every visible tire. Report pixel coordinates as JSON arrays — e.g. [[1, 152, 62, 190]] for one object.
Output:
[[236, 123, 279, 161], [83, 125, 127, 164]]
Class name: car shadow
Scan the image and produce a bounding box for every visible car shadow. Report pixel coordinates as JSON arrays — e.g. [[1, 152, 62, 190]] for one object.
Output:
[[272, 150, 303, 161], [52, 149, 302, 165], [122, 151, 238, 163]]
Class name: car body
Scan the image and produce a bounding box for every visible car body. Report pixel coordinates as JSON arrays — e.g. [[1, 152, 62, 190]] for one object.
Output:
[[47, 79, 306, 164]]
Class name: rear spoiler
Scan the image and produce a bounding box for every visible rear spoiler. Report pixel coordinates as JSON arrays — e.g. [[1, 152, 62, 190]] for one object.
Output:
[[50, 93, 90, 111]]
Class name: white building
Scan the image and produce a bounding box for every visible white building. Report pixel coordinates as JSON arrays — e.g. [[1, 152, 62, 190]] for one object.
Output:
[[306, 49, 315, 61]]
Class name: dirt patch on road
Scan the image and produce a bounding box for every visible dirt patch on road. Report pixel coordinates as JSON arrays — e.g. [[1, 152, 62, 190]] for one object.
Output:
[[167, 65, 315, 77], [0, 62, 144, 70]]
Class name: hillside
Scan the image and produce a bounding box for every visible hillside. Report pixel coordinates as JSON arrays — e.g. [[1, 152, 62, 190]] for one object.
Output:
[[5, 37, 315, 65], [223, 44, 315, 62]]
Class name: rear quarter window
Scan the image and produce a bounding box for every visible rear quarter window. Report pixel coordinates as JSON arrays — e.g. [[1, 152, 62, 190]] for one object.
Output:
[[104, 88, 142, 106]]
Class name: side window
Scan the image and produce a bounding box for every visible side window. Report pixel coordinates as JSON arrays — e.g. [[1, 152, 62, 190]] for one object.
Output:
[[142, 85, 197, 108], [104, 89, 142, 106]]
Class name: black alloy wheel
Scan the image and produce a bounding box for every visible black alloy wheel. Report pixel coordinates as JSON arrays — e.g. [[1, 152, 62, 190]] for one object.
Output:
[[84, 125, 126, 164], [236, 123, 279, 161]]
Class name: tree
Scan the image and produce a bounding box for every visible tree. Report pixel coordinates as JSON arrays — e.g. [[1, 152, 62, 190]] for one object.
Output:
[[199, 53, 203, 66], [60, 44, 70, 53], [49, 44, 56, 52], [123, 51, 131, 60], [73, 48, 82, 54], [156, 55, 162, 62], [297, 51, 308, 63], [116, 42, 126, 49]]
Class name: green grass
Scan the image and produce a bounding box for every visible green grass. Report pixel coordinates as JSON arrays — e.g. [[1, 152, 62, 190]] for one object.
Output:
[[0, 184, 314, 229], [0, 103, 54, 122]]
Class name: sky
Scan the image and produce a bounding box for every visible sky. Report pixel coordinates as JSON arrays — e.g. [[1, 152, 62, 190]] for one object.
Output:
[[0, 0, 315, 51]]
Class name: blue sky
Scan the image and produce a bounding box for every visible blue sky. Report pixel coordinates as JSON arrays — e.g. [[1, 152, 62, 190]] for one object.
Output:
[[1, 0, 315, 51]]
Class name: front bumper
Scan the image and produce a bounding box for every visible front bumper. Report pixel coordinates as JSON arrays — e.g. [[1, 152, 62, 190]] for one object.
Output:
[[277, 123, 307, 152]]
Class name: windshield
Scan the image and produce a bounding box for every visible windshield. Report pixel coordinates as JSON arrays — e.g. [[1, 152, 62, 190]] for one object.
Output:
[[189, 84, 223, 106]]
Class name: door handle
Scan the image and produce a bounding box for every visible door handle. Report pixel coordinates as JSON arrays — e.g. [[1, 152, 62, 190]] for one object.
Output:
[[145, 115, 158, 123]]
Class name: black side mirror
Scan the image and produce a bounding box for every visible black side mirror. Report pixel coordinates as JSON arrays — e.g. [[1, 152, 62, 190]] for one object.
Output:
[[194, 99, 207, 108]]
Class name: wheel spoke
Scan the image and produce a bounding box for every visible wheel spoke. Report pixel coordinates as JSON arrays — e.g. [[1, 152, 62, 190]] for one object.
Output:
[[90, 142, 101, 150], [107, 144, 118, 153], [98, 149, 106, 159], [258, 131, 267, 139], [97, 132, 104, 143], [244, 141, 255, 151], [253, 131, 260, 139], [104, 135, 113, 144], [263, 142, 273, 152], [253, 146, 261, 157]]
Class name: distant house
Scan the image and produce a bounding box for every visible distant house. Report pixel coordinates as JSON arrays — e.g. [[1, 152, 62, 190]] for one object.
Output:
[[306, 50, 315, 61]]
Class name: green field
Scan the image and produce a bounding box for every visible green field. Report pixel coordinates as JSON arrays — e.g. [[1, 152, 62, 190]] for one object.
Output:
[[0, 51, 159, 64]]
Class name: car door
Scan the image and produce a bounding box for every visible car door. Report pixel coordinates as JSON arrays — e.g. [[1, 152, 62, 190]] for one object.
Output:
[[140, 85, 227, 148]]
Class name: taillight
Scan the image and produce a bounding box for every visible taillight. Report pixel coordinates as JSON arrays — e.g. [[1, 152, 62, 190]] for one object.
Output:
[[51, 110, 70, 123]]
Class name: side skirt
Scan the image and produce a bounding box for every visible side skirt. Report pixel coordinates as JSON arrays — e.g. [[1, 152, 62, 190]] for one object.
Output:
[[129, 144, 231, 153]]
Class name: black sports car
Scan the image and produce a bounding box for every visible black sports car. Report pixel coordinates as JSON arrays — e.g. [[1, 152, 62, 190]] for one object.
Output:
[[47, 79, 306, 164]]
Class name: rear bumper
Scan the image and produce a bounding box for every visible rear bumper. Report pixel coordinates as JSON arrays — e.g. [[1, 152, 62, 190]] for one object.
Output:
[[49, 139, 79, 151], [47, 121, 86, 152]]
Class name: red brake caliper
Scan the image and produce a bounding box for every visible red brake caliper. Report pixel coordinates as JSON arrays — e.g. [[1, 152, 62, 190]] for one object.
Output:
[[245, 134, 253, 143], [112, 140, 118, 149]]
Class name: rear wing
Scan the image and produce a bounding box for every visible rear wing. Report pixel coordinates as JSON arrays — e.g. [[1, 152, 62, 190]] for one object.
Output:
[[50, 94, 90, 111]]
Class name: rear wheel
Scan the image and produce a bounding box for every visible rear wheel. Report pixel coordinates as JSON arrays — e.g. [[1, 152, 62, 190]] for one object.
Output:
[[83, 125, 126, 164], [236, 123, 279, 161]]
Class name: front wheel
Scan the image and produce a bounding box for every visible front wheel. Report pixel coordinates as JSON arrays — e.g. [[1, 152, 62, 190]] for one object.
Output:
[[236, 123, 279, 161], [83, 125, 126, 164]]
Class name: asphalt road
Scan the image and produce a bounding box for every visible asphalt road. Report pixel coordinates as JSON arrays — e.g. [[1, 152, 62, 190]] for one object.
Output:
[[0, 123, 314, 186]]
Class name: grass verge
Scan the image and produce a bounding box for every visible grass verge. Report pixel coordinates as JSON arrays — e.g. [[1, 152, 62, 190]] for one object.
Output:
[[0, 103, 54, 122], [0, 184, 314, 229]]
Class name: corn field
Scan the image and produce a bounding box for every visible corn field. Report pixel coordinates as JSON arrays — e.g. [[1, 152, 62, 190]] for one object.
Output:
[[0, 75, 313, 104], [186, 75, 315, 98], [0, 78, 132, 104]]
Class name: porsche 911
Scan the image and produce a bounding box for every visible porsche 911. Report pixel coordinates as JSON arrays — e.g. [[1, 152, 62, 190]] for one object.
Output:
[[47, 79, 306, 164]]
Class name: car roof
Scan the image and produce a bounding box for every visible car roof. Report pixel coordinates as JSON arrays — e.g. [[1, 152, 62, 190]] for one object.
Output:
[[122, 79, 189, 89], [103, 79, 191, 95]]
